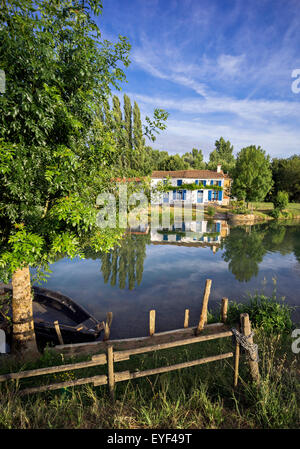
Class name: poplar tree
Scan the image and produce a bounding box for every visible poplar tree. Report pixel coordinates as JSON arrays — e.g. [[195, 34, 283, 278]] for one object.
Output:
[[123, 94, 132, 151], [133, 101, 145, 169]]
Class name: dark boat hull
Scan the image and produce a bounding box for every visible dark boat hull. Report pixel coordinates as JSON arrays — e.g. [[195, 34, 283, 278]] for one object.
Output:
[[0, 284, 103, 347]]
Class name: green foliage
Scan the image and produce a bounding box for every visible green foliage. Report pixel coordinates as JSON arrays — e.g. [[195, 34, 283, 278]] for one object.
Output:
[[271, 155, 300, 203], [270, 208, 281, 219], [98, 95, 169, 175], [182, 148, 205, 169], [273, 191, 289, 212], [207, 137, 235, 173], [230, 200, 248, 214], [143, 109, 169, 143], [0, 0, 132, 279], [226, 293, 293, 335], [232, 146, 273, 204]]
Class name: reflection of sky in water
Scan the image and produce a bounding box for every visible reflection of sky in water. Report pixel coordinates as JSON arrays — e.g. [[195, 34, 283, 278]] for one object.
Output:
[[34, 223, 300, 339]]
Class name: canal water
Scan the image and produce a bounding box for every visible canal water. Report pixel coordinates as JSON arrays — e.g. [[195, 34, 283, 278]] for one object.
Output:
[[34, 219, 300, 339]]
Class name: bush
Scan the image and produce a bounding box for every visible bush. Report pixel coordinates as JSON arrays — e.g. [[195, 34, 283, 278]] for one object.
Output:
[[226, 293, 293, 335], [231, 199, 248, 215], [273, 191, 289, 212], [270, 208, 281, 219]]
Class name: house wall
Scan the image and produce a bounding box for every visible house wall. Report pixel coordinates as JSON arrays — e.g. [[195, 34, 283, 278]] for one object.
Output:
[[151, 177, 225, 205]]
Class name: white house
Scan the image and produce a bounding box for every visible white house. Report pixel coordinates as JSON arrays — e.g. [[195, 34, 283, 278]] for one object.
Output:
[[150, 166, 230, 206]]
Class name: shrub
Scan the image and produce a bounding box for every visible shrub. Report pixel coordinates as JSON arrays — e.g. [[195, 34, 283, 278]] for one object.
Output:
[[231, 199, 248, 215], [273, 191, 289, 212], [270, 208, 281, 219], [226, 293, 293, 335]]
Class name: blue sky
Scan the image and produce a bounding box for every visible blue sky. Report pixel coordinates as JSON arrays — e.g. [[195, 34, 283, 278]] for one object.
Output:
[[97, 0, 300, 160]]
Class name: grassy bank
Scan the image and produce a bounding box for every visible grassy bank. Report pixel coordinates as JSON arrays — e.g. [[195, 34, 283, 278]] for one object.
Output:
[[0, 296, 299, 429], [147, 203, 300, 223], [248, 202, 300, 220]]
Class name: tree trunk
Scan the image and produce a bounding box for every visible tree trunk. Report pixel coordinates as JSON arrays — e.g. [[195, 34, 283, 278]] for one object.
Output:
[[11, 266, 39, 357]]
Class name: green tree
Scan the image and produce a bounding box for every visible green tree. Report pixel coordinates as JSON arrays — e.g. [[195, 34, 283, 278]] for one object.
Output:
[[231, 146, 273, 207], [207, 137, 235, 173], [0, 0, 131, 356], [123, 94, 133, 155], [133, 101, 145, 170], [271, 156, 300, 203], [273, 191, 289, 212], [183, 148, 205, 169]]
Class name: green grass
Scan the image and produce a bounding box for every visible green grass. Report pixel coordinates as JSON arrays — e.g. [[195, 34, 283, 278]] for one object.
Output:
[[0, 330, 298, 429], [0, 296, 299, 429], [250, 202, 300, 217]]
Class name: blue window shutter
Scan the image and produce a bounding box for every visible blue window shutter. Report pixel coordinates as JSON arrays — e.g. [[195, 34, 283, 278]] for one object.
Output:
[[195, 180, 199, 185], [173, 190, 176, 200], [216, 222, 221, 232], [177, 180, 182, 186], [218, 190, 222, 201], [203, 180, 206, 186], [183, 190, 186, 200], [208, 190, 212, 201], [182, 222, 185, 231], [210, 180, 214, 185], [218, 181, 222, 186]]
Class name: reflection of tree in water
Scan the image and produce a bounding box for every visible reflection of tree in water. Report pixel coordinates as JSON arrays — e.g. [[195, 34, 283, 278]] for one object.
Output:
[[262, 222, 300, 262], [291, 227, 300, 264], [100, 233, 150, 290], [222, 226, 266, 282], [262, 222, 288, 253], [223, 222, 300, 281]]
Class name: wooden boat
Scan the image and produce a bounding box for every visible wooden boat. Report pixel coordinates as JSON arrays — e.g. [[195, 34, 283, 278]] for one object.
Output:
[[0, 284, 104, 346]]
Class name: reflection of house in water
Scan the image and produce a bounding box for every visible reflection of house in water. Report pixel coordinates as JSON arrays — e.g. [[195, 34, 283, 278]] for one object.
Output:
[[151, 220, 229, 252]]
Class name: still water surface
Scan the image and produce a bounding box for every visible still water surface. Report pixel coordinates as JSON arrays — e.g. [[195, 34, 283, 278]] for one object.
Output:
[[35, 220, 300, 339]]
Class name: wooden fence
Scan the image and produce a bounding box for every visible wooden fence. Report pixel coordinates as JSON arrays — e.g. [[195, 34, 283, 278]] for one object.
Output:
[[0, 279, 260, 396]]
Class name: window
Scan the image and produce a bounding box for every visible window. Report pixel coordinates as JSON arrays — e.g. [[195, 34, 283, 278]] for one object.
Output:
[[176, 190, 183, 200], [177, 179, 182, 186]]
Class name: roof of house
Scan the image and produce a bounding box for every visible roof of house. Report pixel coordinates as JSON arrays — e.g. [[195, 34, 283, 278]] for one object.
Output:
[[151, 170, 226, 179], [113, 177, 142, 182]]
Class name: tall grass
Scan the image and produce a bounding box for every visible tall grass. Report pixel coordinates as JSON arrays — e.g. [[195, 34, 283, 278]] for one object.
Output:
[[0, 297, 299, 429]]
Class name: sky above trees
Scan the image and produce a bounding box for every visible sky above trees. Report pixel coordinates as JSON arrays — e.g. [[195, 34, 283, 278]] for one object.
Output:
[[97, 0, 300, 159]]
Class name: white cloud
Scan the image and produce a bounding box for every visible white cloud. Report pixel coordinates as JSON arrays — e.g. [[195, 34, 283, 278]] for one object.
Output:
[[217, 54, 245, 76]]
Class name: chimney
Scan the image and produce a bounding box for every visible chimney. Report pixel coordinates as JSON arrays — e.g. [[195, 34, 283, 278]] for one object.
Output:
[[217, 164, 222, 173]]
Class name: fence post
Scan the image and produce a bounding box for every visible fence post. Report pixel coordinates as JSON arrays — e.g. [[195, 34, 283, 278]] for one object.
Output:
[[221, 298, 228, 323], [240, 313, 260, 384], [184, 309, 189, 328], [196, 279, 212, 334], [233, 325, 240, 388], [149, 310, 156, 336], [107, 344, 115, 401]]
